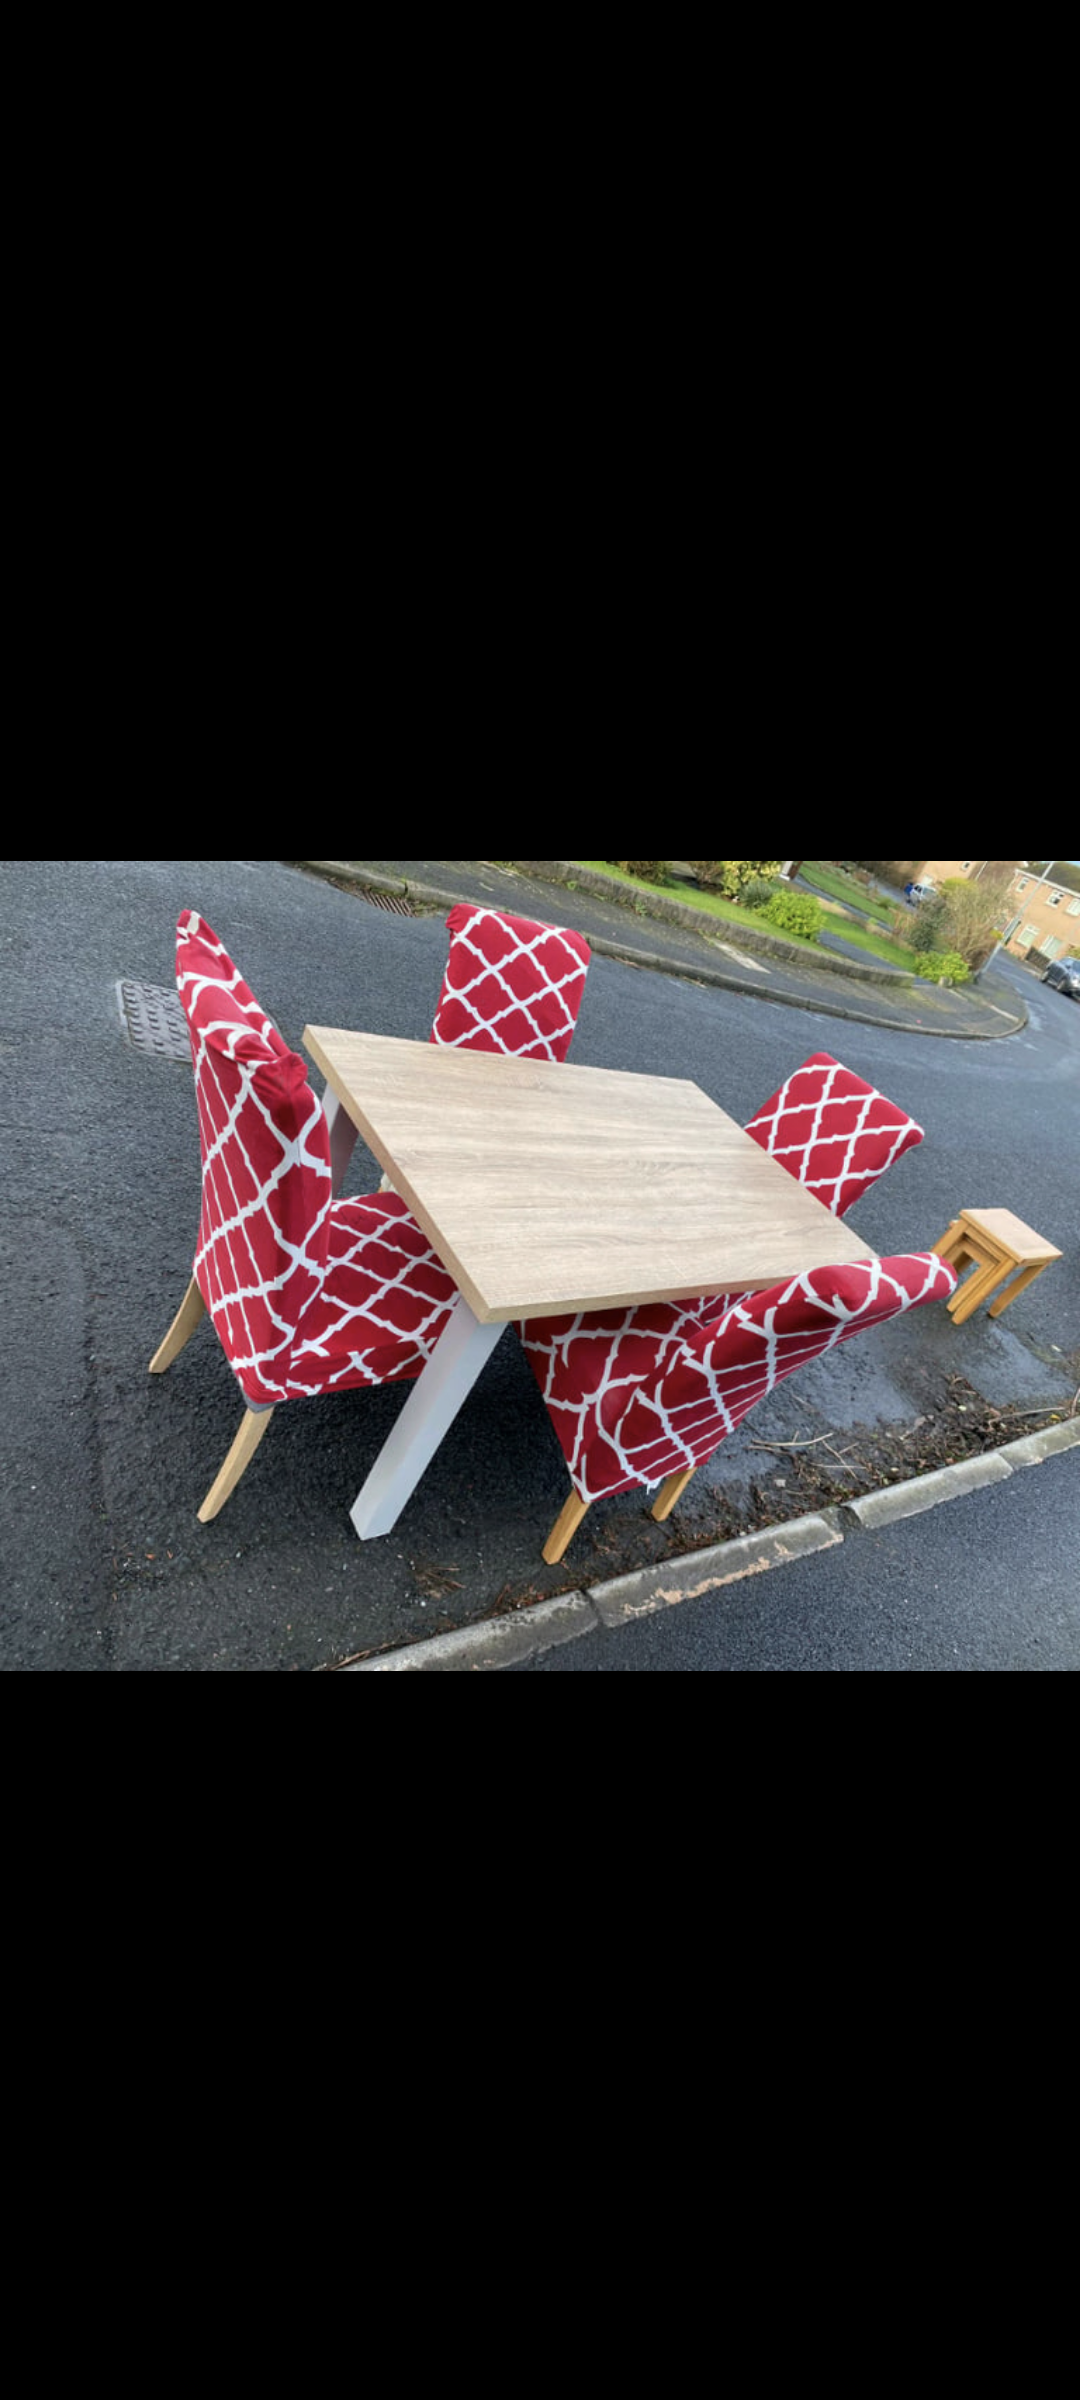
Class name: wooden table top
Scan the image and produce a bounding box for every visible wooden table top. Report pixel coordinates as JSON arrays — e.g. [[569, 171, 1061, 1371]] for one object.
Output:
[[303, 1028, 879, 1323]]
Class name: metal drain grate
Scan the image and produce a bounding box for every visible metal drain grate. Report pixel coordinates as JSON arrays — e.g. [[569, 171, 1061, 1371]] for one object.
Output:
[[362, 888, 413, 914], [116, 979, 191, 1060]]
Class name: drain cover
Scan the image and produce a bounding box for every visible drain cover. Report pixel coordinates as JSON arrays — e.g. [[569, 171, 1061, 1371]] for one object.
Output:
[[117, 979, 191, 1060], [362, 888, 413, 914]]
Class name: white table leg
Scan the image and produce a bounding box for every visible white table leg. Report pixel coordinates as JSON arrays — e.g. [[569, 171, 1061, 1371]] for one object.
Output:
[[323, 1089, 358, 1196], [349, 1298, 506, 1539]]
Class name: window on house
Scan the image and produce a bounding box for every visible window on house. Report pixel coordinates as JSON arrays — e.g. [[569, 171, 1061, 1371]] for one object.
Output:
[[1045, 936, 1065, 960], [1020, 923, 1039, 945], [1017, 877, 1028, 893], [962, 861, 972, 871], [1069, 898, 1080, 917], [1048, 892, 1061, 907]]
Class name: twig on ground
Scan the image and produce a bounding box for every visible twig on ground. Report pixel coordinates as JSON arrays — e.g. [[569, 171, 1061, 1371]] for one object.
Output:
[[748, 1434, 839, 1450], [750, 1436, 859, 1471]]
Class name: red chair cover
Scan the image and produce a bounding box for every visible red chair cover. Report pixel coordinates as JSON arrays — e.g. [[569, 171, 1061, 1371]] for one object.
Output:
[[176, 911, 457, 1405], [520, 1251, 958, 1502], [744, 1052, 924, 1219], [430, 903, 590, 1061]]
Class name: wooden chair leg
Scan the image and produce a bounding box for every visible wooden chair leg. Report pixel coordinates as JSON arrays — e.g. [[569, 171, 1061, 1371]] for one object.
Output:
[[543, 1489, 591, 1564], [197, 1406, 276, 1523], [932, 1220, 965, 1262], [149, 1277, 207, 1373], [651, 1464, 698, 1521]]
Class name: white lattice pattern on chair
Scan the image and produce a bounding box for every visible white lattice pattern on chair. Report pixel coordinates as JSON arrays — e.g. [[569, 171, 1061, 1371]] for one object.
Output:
[[430, 903, 590, 1061], [177, 912, 459, 1406], [520, 1252, 958, 1502], [744, 1052, 924, 1219]]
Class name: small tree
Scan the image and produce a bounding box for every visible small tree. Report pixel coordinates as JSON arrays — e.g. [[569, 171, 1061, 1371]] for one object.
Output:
[[907, 894, 949, 953], [940, 870, 1012, 971]]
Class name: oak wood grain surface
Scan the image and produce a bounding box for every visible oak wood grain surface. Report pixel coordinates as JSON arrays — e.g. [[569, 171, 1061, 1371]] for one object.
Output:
[[303, 1029, 879, 1322], [956, 1208, 1061, 1262]]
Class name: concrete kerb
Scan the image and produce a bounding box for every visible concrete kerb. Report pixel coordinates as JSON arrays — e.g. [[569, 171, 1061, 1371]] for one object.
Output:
[[342, 1417, 1080, 1669], [298, 861, 1028, 1040]]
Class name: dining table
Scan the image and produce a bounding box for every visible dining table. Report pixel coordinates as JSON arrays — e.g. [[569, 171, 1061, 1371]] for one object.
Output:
[[302, 1028, 880, 1540]]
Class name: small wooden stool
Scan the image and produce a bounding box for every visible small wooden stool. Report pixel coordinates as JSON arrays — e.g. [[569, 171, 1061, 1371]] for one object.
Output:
[[932, 1208, 1062, 1327]]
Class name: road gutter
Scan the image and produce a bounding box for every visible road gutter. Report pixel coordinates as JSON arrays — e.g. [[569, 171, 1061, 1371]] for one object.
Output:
[[341, 1418, 1080, 1669]]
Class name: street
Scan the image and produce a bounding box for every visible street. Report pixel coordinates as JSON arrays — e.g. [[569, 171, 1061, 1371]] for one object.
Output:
[[0, 859, 1075, 1671]]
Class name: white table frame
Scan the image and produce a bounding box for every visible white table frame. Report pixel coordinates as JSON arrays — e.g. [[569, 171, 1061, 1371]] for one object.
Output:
[[322, 1088, 505, 1538]]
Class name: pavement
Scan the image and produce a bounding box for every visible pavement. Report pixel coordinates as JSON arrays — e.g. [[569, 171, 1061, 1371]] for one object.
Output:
[[299, 859, 1030, 1042]]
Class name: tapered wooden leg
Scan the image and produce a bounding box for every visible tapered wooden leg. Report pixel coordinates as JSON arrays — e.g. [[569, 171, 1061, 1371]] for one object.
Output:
[[987, 1259, 1049, 1318], [197, 1406, 275, 1523], [932, 1220, 965, 1261], [651, 1464, 698, 1521], [149, 1277, 207, 1373], [543, 1490, 591, 1564]]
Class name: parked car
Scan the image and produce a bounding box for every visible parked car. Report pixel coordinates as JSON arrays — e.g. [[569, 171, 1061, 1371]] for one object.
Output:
[[903, 880, 937, 906], [1041, 955, 1080, 1000]]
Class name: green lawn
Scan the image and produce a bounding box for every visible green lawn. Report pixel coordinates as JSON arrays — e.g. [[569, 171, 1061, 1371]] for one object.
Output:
[[802, 861, 899, 926], [573, 862, 917, 968]]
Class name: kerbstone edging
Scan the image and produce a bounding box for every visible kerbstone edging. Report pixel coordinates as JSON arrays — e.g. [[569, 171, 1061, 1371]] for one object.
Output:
[[585, 1512, 845, 1624], [996, 1417, 1080, 1467], [300, 862, 449, 911], [348, 1591, 598, 1670], [841, 1452, 1013, 1528], [838, 1418, 1079, 1531]]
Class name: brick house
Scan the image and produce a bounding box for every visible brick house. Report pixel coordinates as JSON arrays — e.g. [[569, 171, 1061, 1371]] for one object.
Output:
[[917, 859, 1080, 964]]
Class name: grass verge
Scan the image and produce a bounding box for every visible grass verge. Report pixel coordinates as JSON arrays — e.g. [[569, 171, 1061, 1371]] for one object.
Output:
[[802, 861, 900, 925], [573, 861, 917, 969]]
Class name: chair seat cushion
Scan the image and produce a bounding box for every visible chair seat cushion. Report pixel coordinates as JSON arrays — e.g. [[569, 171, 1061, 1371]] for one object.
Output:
[[285, 1193, 459, 1396]]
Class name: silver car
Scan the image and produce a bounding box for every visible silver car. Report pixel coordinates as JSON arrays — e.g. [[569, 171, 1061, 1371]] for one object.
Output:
[[1041, 956, 1080, 1000]]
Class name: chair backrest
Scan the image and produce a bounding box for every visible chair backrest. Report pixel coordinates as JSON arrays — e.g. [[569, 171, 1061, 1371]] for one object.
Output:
[[430, 903, 590, 1061], [175, 911, 332, 1401], [744, 1051, 923, 1218]]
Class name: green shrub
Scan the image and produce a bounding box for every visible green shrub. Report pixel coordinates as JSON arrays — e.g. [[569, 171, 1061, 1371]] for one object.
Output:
[[911, 950, 970, 985], [741, 874, 781, 909], [689, 860, 783, 897], [908, 894, 949, 952], [757, 889, 823, 941], [605, 861, 672, 884]]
